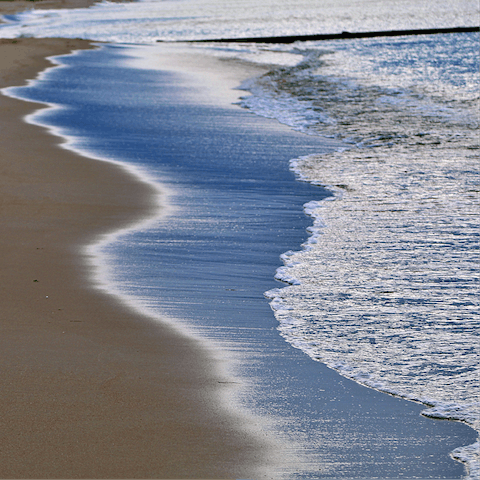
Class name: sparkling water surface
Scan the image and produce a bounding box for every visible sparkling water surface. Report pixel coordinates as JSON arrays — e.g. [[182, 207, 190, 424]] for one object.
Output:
[[0, 0, 478, 41], [244, 31, 479, 474]]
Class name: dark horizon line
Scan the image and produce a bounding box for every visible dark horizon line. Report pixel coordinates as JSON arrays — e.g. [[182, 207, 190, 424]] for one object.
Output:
[[158, 26, 479, 44]]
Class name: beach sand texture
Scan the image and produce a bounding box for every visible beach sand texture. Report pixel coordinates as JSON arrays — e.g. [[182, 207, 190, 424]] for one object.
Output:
[[0, 10, 267, 479], [0, 0, 121, 16]]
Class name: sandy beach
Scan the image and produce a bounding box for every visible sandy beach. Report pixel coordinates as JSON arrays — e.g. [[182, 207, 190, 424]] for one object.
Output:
[[0, 4, 267, 478], [0, 0, 122, 16]]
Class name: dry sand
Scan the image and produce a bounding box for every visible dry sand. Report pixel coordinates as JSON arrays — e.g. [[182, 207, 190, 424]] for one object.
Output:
[[0, 0, 124, 17], [0, 4, 266, 478]]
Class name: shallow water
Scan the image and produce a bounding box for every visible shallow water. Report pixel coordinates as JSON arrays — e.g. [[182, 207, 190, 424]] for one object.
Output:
[[243, 32, 480, 472], [224, 28, 479, 476]]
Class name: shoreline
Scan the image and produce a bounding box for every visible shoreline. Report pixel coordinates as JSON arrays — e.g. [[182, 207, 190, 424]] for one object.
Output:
[[0, 24, 268, 480], [51, 41, 475, 477]]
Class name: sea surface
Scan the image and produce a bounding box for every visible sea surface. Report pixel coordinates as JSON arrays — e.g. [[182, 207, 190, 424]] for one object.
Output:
[[1, 1, 479, 478]]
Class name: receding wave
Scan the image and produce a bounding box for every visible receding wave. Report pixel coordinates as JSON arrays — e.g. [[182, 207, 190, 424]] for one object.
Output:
[[239, 32, 480, 477]]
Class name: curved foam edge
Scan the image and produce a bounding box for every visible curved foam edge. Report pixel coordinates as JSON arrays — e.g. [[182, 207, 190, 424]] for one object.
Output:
[[264, 153, 480, 478]]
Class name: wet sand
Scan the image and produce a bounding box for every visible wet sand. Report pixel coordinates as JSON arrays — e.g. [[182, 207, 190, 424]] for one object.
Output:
[[0, 8, 267, 479]]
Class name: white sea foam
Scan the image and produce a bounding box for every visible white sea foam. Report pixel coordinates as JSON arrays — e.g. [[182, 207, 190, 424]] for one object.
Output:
[[0, 0, 478, 42], [257, 33, 479, 475], [167, 19, 478, 476]]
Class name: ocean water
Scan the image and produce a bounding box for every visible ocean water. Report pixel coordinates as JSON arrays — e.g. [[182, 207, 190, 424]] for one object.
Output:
[[0, 0, 478, 41], [1, 0, 479, 478], [253, 31, 480, 472]]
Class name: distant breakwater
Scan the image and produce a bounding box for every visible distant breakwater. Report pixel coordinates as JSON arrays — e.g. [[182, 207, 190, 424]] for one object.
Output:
[[158, 26, 479, 44]]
